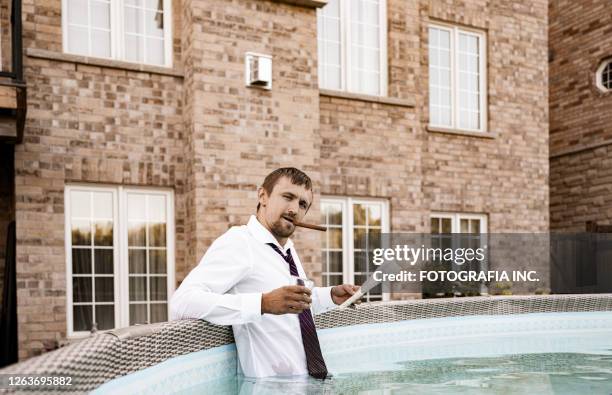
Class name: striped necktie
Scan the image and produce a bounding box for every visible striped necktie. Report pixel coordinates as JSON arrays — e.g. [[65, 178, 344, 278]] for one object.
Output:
[[267, 243, 329, 380]]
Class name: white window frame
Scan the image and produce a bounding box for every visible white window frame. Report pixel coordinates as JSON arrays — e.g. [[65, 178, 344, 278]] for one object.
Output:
[[430, 212, 488, 294], [428, 23, 487, 133], [61, 0, 174, 67], [317, 0, 388, 96], [320, 196, 390, 301], [65, 184, 175, 338], [430, 212, 488, 234], [596, 59, 612, 93]]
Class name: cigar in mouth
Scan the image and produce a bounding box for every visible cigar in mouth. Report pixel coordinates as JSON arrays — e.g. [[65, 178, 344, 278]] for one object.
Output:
[[282, 216, 327, 232]]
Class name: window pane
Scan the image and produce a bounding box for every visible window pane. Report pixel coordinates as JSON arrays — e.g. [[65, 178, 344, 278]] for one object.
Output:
[[71, 191, 90, 218], [130, 304, 148, 325], [147, 38, 165, 65], [129, 276, 147, 301], [325, 274, 343, 287], [353, 204, 366, 226], [129, 249, 146, 273], [325, 42, 341, 67], [149, 249, 166, 274], [91, 1, 110, 29], [327, 204, 342, 225], [91, 30, 111, 59], [354, 250, 367, 273], [471, 219, 481, 234], [602, 62, 612, 89], [72, 249, 91, 274], [71, 220, 91, 246], [128, 222, 146, 247], [95, 277, 114, 302], [93, 191, 113, 218], [94, 249, 113, 274], [461, 219, 469, 233], [125, 34, 143, 62], [124, 6, 143, 34], [73, 277, 92, 303], [93, 221, 113, 246], [368, 205, 381, 226], [68, 26, 89, 55], [431, 218, 440, 234], [368, 228, 381, 250], [95, 304, 115, 330], [150, 276, 167, 301], [68, 0, 88, 25], [324, 66, 341, 90], [148, 195, 166, 221], [73, 305, 93, 332], [353, 227, 366, 249], [145, 10, 164, 37], [128, 194, 146, 221], [149, 223, 166, 247], [328, 251, 342, 272], [150, 303, 167, 323], [442, 218, 452, 233], [328, 228, 342, 249]]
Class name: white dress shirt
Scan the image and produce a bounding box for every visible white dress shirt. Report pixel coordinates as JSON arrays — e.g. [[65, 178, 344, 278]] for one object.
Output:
[[170, 215, 337, 378]]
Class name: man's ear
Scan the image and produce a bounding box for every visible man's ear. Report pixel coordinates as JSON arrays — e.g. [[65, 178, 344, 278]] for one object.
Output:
[[258, 187, 268, 210]]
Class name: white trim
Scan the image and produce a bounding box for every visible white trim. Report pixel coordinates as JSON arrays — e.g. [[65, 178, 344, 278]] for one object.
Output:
[[428, 23, 487, 133], [321, 196, 390, 302], [65, 184, 175, 338], [430, 212, 488, 233], [596, 59, 612, 93], [62, 0, 173, 67]]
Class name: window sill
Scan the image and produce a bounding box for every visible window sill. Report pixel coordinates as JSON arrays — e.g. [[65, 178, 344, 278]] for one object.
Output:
[[320, 89, 415, 108], [26, 48, 184, 78], [273, 0, 328, 7], [427, 125, 496, 139]]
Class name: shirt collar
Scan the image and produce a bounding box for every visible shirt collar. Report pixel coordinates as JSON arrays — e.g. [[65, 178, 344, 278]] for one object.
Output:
[[247, 215, 294, 252]]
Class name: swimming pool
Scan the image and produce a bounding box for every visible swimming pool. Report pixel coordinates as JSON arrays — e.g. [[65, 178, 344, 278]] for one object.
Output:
[[92, 311, 612, 394], [2, 295, 612, 394]]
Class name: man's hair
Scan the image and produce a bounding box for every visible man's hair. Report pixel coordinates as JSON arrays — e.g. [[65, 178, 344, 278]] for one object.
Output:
[[257, 167, 312, 211]]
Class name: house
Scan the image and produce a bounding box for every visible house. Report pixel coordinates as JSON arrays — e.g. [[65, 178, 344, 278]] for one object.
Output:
[[0, 0, 550, 361]]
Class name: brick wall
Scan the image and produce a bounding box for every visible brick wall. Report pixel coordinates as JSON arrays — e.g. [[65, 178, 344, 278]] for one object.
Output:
[[12, 0, 552, 359], [549, 0, 612, 231], [15, 55, 185, 360], [178, 0, 323, 282], [421, 0, 549, 233]]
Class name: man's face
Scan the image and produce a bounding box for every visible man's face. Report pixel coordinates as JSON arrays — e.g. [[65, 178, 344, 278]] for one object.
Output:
[[258, 177, 313, 239]]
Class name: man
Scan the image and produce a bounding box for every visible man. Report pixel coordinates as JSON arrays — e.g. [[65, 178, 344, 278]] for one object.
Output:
[[170, 167, 360, 379]]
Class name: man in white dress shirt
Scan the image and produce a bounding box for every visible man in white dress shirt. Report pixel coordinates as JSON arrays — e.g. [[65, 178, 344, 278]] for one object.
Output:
[[170, 168, 360, 378]]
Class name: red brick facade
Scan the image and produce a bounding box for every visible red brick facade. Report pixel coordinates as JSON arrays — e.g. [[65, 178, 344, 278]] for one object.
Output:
[[3, 0, 551, 359], [549, 0, 612, 230]]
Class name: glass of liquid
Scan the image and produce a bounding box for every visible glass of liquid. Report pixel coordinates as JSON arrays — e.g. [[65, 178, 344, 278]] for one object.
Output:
[[291, 275, 314, 290]]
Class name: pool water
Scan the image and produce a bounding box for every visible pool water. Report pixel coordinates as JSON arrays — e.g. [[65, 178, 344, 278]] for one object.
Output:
[[93, 312, 612, 395]]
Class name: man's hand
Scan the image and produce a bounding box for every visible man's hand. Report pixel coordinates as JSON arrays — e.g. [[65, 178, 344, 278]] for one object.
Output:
[[331, 284, 361, 305], [261, 285, 312, 315]]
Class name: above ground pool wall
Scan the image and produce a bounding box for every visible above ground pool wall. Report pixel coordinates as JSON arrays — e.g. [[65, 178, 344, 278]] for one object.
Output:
[[2, 295, 612, 394]]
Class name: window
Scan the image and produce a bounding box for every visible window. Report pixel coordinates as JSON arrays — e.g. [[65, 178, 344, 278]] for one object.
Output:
[[596, 59, 612, 92], [428, 24, 487, 132], [62, 0, 173, 67], [317, 0, 387, 96], [65, 185, 175, 336], [320, 197, 389, 302], [429, 213, 487, 296]]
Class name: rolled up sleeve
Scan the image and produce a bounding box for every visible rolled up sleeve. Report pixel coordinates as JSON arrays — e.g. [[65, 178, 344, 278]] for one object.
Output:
[[311, 286, 337, 315], [170, 230, 263, 326]]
